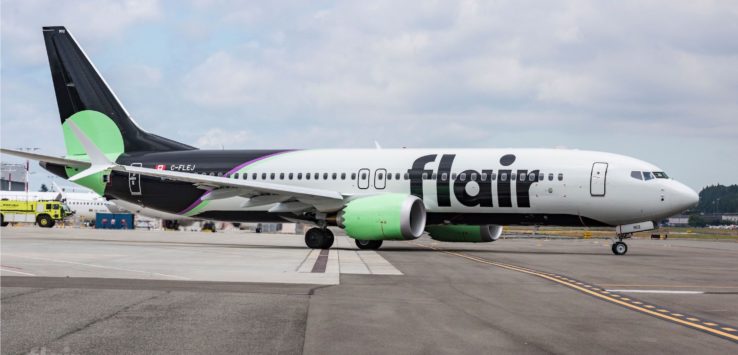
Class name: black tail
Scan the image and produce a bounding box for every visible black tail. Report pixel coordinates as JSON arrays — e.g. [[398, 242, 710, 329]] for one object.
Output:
[[42, 26, 194, 153]]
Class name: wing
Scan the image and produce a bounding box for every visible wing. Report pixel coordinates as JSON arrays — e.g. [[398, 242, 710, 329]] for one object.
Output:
[[2, 130, 346, 213], [117, 164, 345, 211]]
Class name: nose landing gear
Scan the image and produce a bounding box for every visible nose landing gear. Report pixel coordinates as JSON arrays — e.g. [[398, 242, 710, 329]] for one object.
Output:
[[611, 234, 631, 255]]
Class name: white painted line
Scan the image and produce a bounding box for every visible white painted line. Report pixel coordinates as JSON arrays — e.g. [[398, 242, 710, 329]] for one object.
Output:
[[6, 254, 190, 280], [297, 249, 321, 273], [337, 250, 370, 274], [607, 289, 705, 294], [0, 268, 36, 276]]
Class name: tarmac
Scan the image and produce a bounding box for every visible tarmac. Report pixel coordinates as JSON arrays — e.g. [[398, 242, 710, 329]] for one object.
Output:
[[2, 227, 737, 354]]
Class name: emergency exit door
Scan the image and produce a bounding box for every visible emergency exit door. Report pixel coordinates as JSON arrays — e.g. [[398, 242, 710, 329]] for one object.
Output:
[[129, 163, 142, 196], [590, 162, 608, 196]]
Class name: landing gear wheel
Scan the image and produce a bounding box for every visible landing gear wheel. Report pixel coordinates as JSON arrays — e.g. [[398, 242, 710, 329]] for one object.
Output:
[[612, 241, 628, 255], [0, 214, 7, 227], [305, 228, 334, 249], [355, 240, 383, 250], [37, 214, 53, 228]]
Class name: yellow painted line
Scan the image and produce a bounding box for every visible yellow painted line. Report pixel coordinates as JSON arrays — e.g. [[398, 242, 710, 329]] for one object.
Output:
[[658, 309, 669, 313], [645, 305, 655, 309], [672, 314, 683, 317], [722, 327, 736, 332], [704, 322, 718, 327], [688, 318, 700, 321], [621, 298, 630, 301], [414, 243, 738, 342], [632, 301, 642, 305]]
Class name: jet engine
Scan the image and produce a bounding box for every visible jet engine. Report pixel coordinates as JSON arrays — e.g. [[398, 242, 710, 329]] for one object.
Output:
[[426, 224, 503, 243], [338, 194, 426, 240]]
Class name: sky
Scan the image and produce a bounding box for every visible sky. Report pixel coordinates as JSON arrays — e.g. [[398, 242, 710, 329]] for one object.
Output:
[[1, 0, 737, 191]]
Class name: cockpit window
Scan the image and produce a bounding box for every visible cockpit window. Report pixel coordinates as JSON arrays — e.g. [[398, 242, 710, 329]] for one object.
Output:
[[643, 172, 654, 180], [653, 171, 669, 179], [630, 171, 642, 180]]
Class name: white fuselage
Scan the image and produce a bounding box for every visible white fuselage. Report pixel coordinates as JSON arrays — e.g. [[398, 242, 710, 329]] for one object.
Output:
[[169, 148, 697, 227]]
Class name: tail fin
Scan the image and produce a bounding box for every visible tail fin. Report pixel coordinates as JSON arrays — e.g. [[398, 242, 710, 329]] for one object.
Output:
[[42, 26, 194, 157]]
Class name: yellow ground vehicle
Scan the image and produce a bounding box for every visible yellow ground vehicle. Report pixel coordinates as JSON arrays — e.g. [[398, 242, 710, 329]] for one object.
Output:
[[0, 200, 72, 228]]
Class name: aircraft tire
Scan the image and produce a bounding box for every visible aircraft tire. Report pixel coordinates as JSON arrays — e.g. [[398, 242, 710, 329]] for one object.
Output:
[[305, 228, 327, 249], [611, 241, 628, 255], [320, 229, 335, 249], [355, 240, 383, 250], [1, 214, 7, 227]]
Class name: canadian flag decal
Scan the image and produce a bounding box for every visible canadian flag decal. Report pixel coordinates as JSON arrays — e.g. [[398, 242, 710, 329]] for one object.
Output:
[[155, 164, 166, 170]]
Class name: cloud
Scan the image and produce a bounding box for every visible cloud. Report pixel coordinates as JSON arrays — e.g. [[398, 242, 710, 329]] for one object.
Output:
[[2, 0, 738, 190], [1, 0, 161, 66]]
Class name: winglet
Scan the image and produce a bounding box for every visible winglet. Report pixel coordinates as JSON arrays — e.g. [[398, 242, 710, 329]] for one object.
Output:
[[66, 120, 116, 181]]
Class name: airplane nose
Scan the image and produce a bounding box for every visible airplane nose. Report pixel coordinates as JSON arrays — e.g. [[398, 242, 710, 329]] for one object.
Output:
[[671, 181, 699, 212]]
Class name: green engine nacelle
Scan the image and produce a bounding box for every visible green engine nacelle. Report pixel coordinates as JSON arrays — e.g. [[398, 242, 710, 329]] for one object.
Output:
[[426, 225, 503, 243], [339, 194, 426, 241]]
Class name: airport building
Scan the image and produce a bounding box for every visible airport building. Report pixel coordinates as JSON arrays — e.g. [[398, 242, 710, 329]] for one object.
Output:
[[0, 163, 27, 191]]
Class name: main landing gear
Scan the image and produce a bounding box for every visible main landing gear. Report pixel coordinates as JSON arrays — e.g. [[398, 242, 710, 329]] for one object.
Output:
[[305, 227, 334, 249], [611, 234, 631, 255]]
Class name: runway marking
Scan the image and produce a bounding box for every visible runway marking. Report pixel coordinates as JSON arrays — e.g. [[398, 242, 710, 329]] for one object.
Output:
[[413, 243, 738, 343], [6, 254, 190, 280], [607, 289, 705, 294], [0, 268, 36, 276], [311, 249, 329, 273]]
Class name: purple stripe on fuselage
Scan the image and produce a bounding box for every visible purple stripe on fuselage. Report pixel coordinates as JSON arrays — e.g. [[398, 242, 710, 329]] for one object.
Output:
[[177, 150, 295, 215]]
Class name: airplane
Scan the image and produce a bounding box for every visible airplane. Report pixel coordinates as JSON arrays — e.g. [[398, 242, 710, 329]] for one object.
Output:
[[0, 26, 699, 255]]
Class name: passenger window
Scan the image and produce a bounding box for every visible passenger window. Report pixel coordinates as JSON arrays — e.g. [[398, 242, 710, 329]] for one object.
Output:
[[298, 173, 303, 180], [306, 173, 311, 180], [491, 172, 497, 181], [422, 173, 428, 180], [243, 173, 248, 180], [558, 173, 563, 181], [261, 173, 267, 180], [511, 173, 516, 181], [630, 171, 643, 180], [323, 173, 329, 180], [431, 173, 437, 180], [252, 173, 257, 179], [218, 172, 224, 177], [548, 173, 553, 181], [395, 173, 401, 180], [279, 173, 284, 180], [234, 173, 239, 179], [481, 173, 487, 182], [538, 173, 544, 181], [289, 173, 294, 180], [470, 173, 477, 181], [209, 172, 215, 176], [501, 173, 507, 182], [529, 173, 536, 181], [351, 173, 357, 180], [361, 173, 367, 179], [387, 173, 392, 181], [377, 173, 383, 180], [404, 173, 409, 180], [270, 173, 275, 180], [451, 173, 457, 180], [441, 173, 448, 181], [341, 173, 346, 180], [643, 172, 654, 181], [332, 173, 338, 180], [459, 173, 466, 182]]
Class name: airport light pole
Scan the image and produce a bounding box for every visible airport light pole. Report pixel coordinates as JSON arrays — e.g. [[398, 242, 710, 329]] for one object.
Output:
[[16, 147, 39, 201]]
